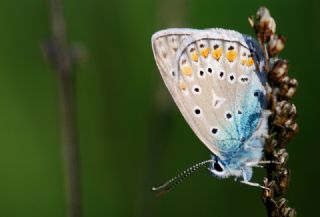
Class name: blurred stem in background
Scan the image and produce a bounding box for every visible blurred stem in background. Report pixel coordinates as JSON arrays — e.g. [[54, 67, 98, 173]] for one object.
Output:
[[134, 0, 188, 217], [43, 0, 82, 216]]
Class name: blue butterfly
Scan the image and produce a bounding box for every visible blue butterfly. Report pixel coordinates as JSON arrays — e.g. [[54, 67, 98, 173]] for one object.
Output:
[[151, 28, 270, 192]]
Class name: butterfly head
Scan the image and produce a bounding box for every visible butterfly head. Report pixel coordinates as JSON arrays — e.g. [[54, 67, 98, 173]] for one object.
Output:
[[209, 151, 255, 179], [209, 156, 233, 179]]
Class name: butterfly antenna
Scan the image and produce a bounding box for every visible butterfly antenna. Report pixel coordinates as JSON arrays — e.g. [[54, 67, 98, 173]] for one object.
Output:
[[152, 159, 213, 196]]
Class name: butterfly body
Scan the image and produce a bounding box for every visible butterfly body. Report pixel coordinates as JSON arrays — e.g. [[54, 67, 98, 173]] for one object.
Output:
[[152, 28, 269, 185]]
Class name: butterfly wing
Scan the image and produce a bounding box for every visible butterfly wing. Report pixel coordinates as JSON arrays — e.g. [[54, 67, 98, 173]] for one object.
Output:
[[152, 29, 222, 156], [152, 28, 267, 158], [151, 28, 198, 95]]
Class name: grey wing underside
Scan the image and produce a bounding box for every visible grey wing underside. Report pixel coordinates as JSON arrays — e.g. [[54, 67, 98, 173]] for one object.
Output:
[[152, 28, 268, 157]]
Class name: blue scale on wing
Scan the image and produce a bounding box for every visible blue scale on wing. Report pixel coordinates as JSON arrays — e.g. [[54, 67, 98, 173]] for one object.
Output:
[[208, 44, 240, 141], [215, 139, 242, 154], [238, 74, 265, 141]]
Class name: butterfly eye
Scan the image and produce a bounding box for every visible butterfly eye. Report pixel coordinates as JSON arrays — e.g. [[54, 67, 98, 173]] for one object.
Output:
[[213, 160, 223, 172]]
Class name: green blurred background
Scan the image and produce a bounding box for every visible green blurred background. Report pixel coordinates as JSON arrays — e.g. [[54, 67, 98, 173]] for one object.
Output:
[[0, 0, 318, 216]]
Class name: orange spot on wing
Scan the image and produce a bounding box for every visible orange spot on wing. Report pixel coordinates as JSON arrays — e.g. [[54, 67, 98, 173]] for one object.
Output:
[[212, 47, 222, 60], [226, 50, 237, 62], [246, 57, 254, 66], [201, 48, 210, 58], [179, 81, 187, 90], [181, 66, 193, 76], [191, 53, 199, 62]]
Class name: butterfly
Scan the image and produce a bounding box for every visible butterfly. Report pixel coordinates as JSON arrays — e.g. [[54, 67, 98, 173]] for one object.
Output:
[[151, 28, 271, 193]]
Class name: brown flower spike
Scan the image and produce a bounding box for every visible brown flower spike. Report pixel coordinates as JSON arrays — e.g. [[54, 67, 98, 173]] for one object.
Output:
[[250, 7, 298, 217]]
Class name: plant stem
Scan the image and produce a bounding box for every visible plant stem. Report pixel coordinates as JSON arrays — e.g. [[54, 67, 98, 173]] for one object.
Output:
[[134, 1, 188, 217], [44, 0, 82, 216]]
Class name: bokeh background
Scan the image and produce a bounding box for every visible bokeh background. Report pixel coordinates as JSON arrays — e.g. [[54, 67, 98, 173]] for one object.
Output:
[[0, 0, 319, 216]]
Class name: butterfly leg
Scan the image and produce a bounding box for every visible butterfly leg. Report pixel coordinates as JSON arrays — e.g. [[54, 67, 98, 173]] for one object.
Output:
[[241, 168, 270, 190], [245, 160, 280, 167], [258, 160, 280, 165], [240, 180, 269, 190]]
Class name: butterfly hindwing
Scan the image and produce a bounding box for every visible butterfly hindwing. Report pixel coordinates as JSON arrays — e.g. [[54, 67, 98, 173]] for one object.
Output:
[[152, 28, 266, 157]]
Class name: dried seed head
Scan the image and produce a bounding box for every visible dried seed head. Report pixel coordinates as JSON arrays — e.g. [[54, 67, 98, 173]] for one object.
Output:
[[283, 103, 297, 117], [282, 101, 296, 115], [270, 60, 289, 81], [285, 87, 296, 99], [270, 75, 298, 100], [289, 122, 299, 133], [278, 198, 297, 217], [279, 76, 298, 89], [283, 78, 298, 99], [273, 101, 297, 130], [278, 198, 288, 212], [262, 178, 276, 201], [268, 34, 285, 57], [280, 76, 290, 84], [255, 7, 276, 40], [278, 197, 287, 206], [278, 168, 290, 193], [289, 78, 298, 87], [281, 77, 298, 99], [284, 208, 297, 217], [284, 119, 293, 128], [274, 149, 289, 168]]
